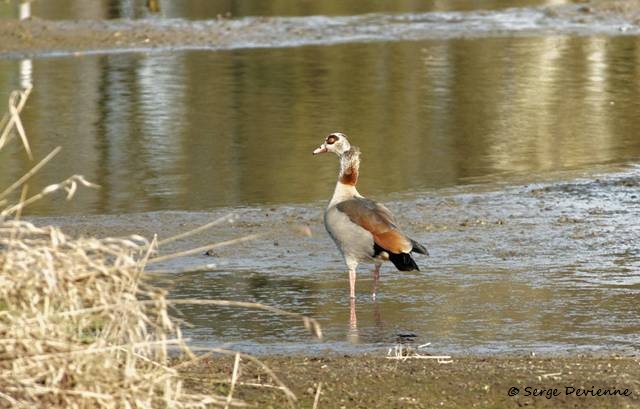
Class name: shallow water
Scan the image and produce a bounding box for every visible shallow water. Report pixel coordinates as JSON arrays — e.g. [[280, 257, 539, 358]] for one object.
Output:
[[36, 165, 640, 355], [2, 7, 640, 355], [2, 36, 640, 215]]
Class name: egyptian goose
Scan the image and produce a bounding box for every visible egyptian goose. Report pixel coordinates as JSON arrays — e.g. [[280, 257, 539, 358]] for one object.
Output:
[[313, 132, 428, 299]]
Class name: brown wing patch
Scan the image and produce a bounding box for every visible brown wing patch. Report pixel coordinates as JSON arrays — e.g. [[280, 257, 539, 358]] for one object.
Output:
[[336, 199, 412, 254], [370, 230, 412, 254]]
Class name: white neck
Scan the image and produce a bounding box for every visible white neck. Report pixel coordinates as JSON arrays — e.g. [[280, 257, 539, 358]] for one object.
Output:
[[328, 181, 360, 207]]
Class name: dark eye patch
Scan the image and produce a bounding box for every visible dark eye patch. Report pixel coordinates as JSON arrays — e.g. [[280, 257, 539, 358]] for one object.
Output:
[[326, 134, 338, 145]]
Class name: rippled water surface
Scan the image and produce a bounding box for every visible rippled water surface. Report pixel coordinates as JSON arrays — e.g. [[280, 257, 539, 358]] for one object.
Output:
[[2, 11, 640, 354], [2, 36, 640, 215]]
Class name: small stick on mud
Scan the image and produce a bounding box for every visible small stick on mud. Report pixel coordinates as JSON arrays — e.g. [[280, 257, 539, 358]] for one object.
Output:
[[539, 372, 562, 380], [386, 355, 453, 362], [224, 353, 241, 409], [387, 343, 453, 363], [188, 347, 298, 409], [312, 382, 322, 409]]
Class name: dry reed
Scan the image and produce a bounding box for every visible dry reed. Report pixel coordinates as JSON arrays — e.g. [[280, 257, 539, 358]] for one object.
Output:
[[0, 220, 227, 408], [0, 87, 321, 408]]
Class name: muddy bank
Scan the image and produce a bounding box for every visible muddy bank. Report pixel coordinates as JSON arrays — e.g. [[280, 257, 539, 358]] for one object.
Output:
[[181, 354, 640, 409], [1, 1, 640, 58]]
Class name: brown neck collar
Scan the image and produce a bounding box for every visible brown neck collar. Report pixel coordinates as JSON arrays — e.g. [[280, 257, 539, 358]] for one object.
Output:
[[338, 147, 360, 186]]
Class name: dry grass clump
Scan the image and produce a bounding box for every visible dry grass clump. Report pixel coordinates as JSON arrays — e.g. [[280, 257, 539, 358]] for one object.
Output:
[[0, 87, 320, 408], [0, 221, 226, 408]]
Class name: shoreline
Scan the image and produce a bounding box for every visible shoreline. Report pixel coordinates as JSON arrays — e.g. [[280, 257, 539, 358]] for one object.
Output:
[[181, 354, 640, 408], [0, 1, 639, 59]]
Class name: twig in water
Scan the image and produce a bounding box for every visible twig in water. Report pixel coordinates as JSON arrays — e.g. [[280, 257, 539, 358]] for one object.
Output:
[[13, 184, 28, 222], [145, 263, 223, 275], [1, 175, 99, 217], [0, 146, 61, 201], [167, 299, 322, 340], [157, 213, 235, 246], [147, 233, 265, 264], [27, 298, 323, 341], [0, 85, 32, 158]]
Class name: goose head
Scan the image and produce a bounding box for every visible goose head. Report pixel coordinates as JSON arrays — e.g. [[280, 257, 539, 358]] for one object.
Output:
[[313, 132, 351, 156]]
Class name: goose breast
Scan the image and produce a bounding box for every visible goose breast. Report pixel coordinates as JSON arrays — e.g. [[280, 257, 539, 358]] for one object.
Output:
[[324, 205, 375, 262]]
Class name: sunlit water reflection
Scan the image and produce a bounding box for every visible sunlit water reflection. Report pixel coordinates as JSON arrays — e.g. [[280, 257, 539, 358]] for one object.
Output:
[[2, 36, 640, 216]]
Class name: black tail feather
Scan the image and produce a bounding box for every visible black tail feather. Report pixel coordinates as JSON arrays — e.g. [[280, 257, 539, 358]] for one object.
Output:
[[388, 252, 420, 271], [411, 239, 428, 256]]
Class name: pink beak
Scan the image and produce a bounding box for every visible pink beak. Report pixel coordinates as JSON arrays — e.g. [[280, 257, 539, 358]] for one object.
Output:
[[313, 144, 328, 155]]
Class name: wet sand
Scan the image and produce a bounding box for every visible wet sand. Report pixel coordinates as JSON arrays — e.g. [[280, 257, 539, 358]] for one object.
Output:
[[1, 0, 640, 58], [182, 354, 640, 409]]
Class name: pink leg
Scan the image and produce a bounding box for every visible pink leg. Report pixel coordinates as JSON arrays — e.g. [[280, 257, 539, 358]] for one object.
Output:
[[349, 297, 357, 329], [348, 268, 356, 299], [345, 258, 358, 299], [372, 263, 381, 299]]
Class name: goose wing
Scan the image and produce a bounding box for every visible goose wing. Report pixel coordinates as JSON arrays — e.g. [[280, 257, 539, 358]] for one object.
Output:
[[336, 197, 412, 254]]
